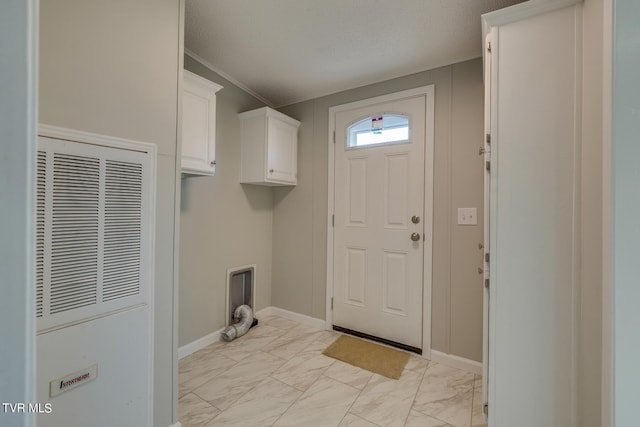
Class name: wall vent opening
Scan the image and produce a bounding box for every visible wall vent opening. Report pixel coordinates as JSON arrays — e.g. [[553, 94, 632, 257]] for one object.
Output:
[[36, 131, 154, 333], [226, 265, 256, 327]]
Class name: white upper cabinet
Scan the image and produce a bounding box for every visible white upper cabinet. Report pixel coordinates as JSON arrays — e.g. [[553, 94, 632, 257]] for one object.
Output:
[[239, 107, 300, 186], [181, 70, 222, 175]]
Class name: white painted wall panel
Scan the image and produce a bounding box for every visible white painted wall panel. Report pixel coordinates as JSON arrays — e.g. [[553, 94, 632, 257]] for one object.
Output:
[[37, 307, 150, 426], [484, 2, 581, 426]]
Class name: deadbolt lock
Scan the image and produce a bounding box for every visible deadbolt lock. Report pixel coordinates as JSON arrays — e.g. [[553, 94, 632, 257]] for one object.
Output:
[[411, 215, 421, 224]]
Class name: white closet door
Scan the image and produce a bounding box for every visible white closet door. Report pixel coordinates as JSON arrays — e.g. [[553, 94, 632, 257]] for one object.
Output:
[[483, 2, 581, 426]]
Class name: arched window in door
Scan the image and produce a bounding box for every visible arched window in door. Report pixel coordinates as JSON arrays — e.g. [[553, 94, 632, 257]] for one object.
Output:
[[347, 113, 410, 148]]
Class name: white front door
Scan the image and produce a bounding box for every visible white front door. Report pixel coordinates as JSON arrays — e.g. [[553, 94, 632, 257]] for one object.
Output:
[[332, 93, 430, 350]]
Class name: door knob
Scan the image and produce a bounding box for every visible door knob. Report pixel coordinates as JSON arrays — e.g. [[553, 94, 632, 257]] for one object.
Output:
[[410, 232, 421, 242]]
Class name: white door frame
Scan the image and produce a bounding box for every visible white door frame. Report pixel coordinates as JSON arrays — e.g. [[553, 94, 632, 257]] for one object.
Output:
[[326, 85, 435, 358], [0, 1, 38, 425]]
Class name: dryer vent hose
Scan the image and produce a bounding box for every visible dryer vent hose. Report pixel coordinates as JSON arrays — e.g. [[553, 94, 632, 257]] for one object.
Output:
[[220, 305, 254, 342]]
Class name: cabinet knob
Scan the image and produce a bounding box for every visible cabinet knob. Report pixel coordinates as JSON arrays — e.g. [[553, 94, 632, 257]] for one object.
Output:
[[269, 169, 274, 174]]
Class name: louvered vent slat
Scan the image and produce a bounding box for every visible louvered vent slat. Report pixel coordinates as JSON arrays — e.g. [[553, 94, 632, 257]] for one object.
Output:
[[36, 151, 46, 318], [49, 153, 99, 315], [37, 132, 152, 332], [103, 160, 142, 303]]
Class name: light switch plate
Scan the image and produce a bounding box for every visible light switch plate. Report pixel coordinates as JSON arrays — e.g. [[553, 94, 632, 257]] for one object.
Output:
[[457, 207, 477, 225]]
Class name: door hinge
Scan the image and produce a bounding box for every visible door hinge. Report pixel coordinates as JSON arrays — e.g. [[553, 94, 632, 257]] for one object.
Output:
[[485, 133, 491, 144], [333, 130, 336, 144], [485, 160, 491, 172], [487, 41, 492, 52], [483, 402, 489, 417], [332, 214, 335, 227], [485, 252, 490, 263], [485, 278, 490, 289], [331, 297, 334, 310]]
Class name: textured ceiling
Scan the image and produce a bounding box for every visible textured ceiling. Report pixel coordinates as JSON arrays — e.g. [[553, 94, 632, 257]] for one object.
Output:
[[185, 0, 527, 107]]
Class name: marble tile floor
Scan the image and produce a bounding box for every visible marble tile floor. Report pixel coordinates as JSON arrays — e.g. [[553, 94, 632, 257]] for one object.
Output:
[[179, 315, 487, 427]]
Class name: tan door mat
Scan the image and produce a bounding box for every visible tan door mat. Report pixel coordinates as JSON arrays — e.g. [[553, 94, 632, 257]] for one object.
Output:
[[322, 335, 410, 380]]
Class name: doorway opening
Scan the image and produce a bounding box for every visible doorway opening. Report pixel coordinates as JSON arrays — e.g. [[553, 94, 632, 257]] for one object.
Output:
[[326, 86, 435, 358]]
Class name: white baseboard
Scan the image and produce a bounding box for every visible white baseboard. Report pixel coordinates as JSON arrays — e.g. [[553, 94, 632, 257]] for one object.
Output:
[[169, 422, 182, 427], [429, 350, 482, 375], [178, 306, 326, 360], [254, 306, 274, 318], [264, 306, 326, 329], [178, 327, 224, 360]]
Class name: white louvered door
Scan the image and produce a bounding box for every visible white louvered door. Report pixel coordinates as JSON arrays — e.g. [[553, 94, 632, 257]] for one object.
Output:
[[36, 128, 155, 427], [36, 137, 152, 332]]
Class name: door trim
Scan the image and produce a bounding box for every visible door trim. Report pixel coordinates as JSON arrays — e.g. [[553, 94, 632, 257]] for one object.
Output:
[[326, 86, 435, 358]]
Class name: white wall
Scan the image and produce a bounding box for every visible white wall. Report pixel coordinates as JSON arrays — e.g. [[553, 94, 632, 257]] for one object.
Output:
[[0, 1, 37, 426]]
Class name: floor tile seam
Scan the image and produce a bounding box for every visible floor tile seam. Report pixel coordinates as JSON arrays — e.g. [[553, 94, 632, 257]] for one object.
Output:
[[191, 388, 235, 415], [405, 356, 430, 374], [181, 357, 243, 391], [468, 374, 480, 427], [183, 412, 218, 427], [225, 350, 290, 372], [220, 336, 283, 355], [211, 348, 247, 364], [410, 406, 460, 427], [265, 375, 313, 427], [269, 373, 307, 393], [308, 328, 337, 345], [179, 392, 222, 427], [209, 375, 303, 426], [323, 362, 373, 391], [267, 373, 305, 393], [342, 411, 384, 427], [209, 373, 281, 419], [195, 351, 242, 372], [400, 361, 431, 427], [192, 410, 219, 427], [267, 350, 296, 363], [274, 360, 337, 392], [338, 372, 376, 426], [322, 373, 361, 390], [411, 408, 458, 427], [266, 398, 296, 427], [262, 332, 311, 359]]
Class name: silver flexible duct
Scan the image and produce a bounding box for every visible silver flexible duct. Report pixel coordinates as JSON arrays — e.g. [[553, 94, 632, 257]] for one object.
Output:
[[220, 304, 254, 342]]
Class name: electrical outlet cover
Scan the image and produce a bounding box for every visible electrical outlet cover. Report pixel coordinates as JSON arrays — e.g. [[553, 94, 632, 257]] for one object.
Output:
[[457, 207, 477, 225]]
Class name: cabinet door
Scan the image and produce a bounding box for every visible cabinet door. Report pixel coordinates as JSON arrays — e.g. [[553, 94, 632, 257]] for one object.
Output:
[[182, 72, 220, 175], [266, 117, 297, 184]]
